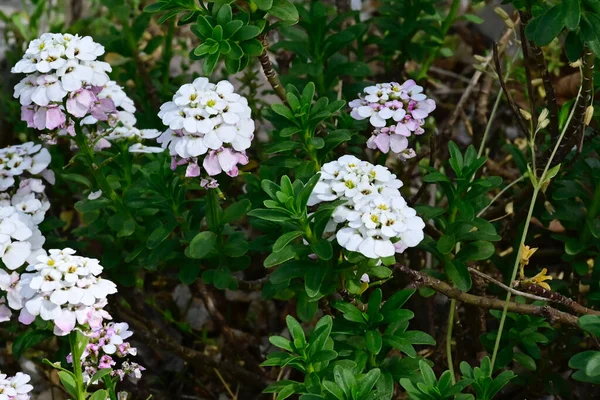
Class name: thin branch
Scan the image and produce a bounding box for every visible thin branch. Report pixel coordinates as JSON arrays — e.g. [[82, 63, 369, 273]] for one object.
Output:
[[521, 11, 559, 145], [258, 33, 287, 104], [441, 20, 517, 138], [516, 281, 600, 317], [395, 265, 579, 326], [468, 267, 548, 302], [519, 15, 538, 131], [493, 42, 530, 137]]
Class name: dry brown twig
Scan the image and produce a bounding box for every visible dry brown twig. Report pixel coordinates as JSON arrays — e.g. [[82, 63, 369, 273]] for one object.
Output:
[[395, 265, 581, 326]]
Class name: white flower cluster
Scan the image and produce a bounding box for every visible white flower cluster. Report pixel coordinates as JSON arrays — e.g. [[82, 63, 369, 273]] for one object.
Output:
[[309, 155, 425, 259], [0, 371, 33, 400], [156, 78, 255, 181], [0, 143, 53, 271], [68, 322, 145, 384], [13, 248, 117, 336], [349, 80, 436, 159], [0, 142, 53, 191], [12, 33, 114, 132]]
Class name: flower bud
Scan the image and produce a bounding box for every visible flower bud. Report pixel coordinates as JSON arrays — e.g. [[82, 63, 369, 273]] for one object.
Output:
[[584, 105, 594, 126], [494, 7, 510, 20], [520, 108, 532, 120]]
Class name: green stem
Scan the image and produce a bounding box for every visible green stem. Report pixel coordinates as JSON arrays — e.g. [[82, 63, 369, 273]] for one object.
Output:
[[490, 63, 583, 371], [476, 175, 527, 218], [304, 129, 321, 172], [489, 185, 540, 369], [102, 376, 118, 400], [444, 206, 459, 383], [416, 0, 460, 80], [478, 48, 519, 158], [206, 188, 222, 234], [72, 123, 127, 214], [69, 332, 86, 400], [446, 298, 457, 383]]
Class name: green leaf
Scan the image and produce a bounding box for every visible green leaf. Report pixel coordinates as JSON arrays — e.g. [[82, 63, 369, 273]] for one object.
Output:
[[579, 315, 600, 337], [301, 82, 316, 106], [366, 330, 383, 354], [446, 260, 472, 291], [269, 0, 299, 21], [269, 336, 294, 352], [248, 208, 291, 222], [223, 20, 244, 39], [513, 352, 536, 371], [74, 198, 110, 212], [213, 267, 232, 290], [311, 350, 338, 362], [62, 173, 92, 188], [533, 6, 565, 46], [423, 171, 450, 183], [563, 0, 581, 31], [311, 239, 333, 260], [255, 0, 274, 10], [216, 4, 232, 25], [297, 291, 318, 322], [241, 38, 263, 56], [437, 234, 456, 255], [203, 52, 220, 74], [565, 31, 584, 61], [195, 16, 214, 37], [58, 371, 78, 398], [233, 25, 262, 41], [147, 222, 176, 249], [286, 315, 306, 345], [264, 245, 297, 267], [187, 231, 217, 259], [89, 390, 108, 400], [305, 265, 327, 297], [13, 329, 53, 359], [179, 263, 201, 284], [456, 241, 495, 262], [273, 231, 304, 252], [88, 369, 113, 385], [222, 199, 251, 223]]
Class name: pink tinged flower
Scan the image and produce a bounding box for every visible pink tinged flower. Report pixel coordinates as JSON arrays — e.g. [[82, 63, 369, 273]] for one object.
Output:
[[389, 135, 409, 153], [200, 178, 218, 189], [360, 273, 370, 283], [90, 97, 116, 121], [99, 355, 116, 369], [33, 106, 66, 130], [21, 106, 35, 127], [53, 310, 77, 335], [0, 299, 12, 322], [67, 89, 96, 117], [372, 134, 390, 153], [185, 162, 201, 178], [18, 307, 36, 325], [203, 148, 243, 177], [398, 148, 417, 160]]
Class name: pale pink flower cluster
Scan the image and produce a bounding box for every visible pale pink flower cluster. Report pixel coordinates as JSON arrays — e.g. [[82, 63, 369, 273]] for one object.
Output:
[[68, 322, 145, 384], [76, 81, 163, 154], [12, 33, 115, 133], [12, 248, 117, 336], [0, 371, 33, 400], [309, 155, 425, 259], [156, 78, 255, 182], [349, 80, 436, 159]]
